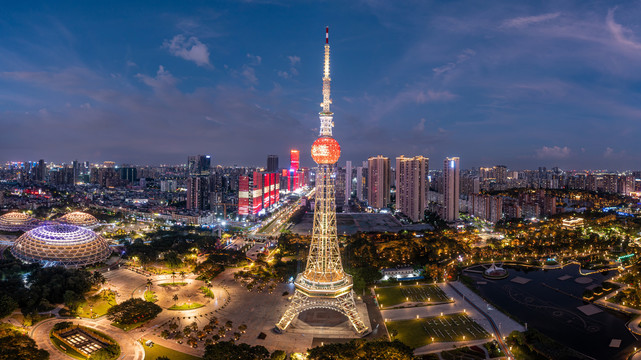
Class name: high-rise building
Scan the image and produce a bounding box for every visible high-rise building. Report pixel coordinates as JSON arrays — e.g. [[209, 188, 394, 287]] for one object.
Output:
[[396, 155, 428, 222], [238, 171, 280, 216], [345, 161, 352, 203], [267, 155, 279, 172], [356, 166, 366, 202], [187, 155, 211, 176], [120, 167, 138, 184], [276, 28, 367, 335], [367, 155, 391, 209], [187, 176, 210, 210], [443, 157, 460, 222], [288, 150, 300, 192]]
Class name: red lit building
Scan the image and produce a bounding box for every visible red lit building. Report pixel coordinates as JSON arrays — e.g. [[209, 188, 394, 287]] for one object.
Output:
[[238, 171, 280, 217], [289, 149, 301, 192]]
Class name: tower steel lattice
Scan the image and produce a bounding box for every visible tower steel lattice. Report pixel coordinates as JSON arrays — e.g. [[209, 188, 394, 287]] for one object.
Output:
[[275, 28, 368, 335]]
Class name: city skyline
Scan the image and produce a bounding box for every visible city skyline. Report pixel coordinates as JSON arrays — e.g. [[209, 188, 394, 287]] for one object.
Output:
[[2, 1, 641, 169]]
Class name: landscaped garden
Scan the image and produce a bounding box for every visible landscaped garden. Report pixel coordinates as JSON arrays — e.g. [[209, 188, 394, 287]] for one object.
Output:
[[169, 302, 204, 310], [374, 284, 450, 308], [107, 298, 162, 331], [141, 339, 201, 360], [76, 290, 117, 318], [386, 312, 491, 349]]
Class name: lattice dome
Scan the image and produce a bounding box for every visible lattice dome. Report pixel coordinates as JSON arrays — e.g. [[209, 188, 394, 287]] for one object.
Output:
[[59, 212, 98, 227], [0, 212, 38, 231], [11, 224, 111, 267]]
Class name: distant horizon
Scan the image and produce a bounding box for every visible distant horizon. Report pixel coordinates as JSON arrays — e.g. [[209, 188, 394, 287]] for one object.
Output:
[[3, 157, 638, 173]]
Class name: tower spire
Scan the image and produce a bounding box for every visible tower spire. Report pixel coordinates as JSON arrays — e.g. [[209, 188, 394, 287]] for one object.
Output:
[[320, 27, 333, 136]]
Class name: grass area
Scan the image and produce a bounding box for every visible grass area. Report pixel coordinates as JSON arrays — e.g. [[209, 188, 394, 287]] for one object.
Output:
[[168, 302, 204, 310], [386, 312, 491, 349], [111, 320, 146, 331], [374, 284, 450, 308], [141, 339, 201, 360], [200, 286, 215, 299], [144, 290, 158, 302], [50, 335, 86, 360], [159, 282, 188, 287], [77, 290, 117, 318]]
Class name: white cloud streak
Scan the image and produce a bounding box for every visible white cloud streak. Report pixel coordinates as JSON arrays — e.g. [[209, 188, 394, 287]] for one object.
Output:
[[163, 35, 211, 67]]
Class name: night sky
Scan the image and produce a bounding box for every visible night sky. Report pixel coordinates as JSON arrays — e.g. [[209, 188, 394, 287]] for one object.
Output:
[[2, 1, 641, 170]]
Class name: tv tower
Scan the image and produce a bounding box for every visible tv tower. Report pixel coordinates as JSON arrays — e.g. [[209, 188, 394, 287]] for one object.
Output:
[[275, 27, 368, 335]]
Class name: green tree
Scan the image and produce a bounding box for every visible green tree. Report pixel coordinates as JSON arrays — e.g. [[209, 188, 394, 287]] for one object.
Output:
[[106, 298, 162, 325], [307, 340, 414, 360], [0, 295, 18, 319], [203, 341, 269, 360], [88, 344, 120, 360], [0, 331, 49, 360], [270, 350, 286, 360]]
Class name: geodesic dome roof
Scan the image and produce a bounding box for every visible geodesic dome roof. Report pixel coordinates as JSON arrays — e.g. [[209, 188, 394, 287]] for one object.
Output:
[[0, 212, 38, 231], [11, 224, 111, 267], [59, 212, 98, 227]]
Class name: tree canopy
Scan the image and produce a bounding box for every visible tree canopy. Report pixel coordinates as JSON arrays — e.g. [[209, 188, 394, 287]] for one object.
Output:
[[106, 298, 162, 324]]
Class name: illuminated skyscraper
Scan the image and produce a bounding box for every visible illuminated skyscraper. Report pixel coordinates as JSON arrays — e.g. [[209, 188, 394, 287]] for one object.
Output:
[[276, 28, 367, 335], [443, 157, 460, 222], [396, 155, 428, 222], [367, 155, 390, 209], [289, 149, 300, 191]]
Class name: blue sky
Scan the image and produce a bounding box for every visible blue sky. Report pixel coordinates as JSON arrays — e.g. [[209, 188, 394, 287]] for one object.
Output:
[[1, 1, 641, 170]]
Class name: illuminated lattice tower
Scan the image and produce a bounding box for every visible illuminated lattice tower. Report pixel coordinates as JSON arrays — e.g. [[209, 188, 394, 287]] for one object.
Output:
[[275, 28, 368, 335]]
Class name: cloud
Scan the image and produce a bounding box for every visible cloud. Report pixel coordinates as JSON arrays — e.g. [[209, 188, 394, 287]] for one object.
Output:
[[502, 12, 561, 28], [288, 55, 300, 66], [433, 48, 475, 76], [414, 118, 426, 132], [416, 90, 457, 102], [247, 53, 262, 65], [162, 35, 211, 67], [278, 55, 301, 78], [535, 146, 571, 159], [136, 65, 178, 90], [606, 8, 641, 51], [241, 65, 257, 84], [603, 147, 626, 159]]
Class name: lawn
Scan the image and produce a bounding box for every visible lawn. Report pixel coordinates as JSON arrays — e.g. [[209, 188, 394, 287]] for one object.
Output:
[[374, 284, 451, 308], [159, 282, 188, 287], [111, 321, 146, 331], [77, 290, 117, 318], [145, 290, 158, 302], [386, 312, 491, 349], [168, 302, 204, 310], [141, 339, 201, 360], [200, 286, 215, 299]]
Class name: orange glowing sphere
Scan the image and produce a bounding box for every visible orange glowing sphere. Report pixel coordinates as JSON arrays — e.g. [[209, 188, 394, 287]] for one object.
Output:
[[311, 136, 341, 164]]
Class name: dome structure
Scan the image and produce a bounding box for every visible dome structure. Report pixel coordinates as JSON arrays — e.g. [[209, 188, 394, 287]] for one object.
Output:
[[11, 224, 111, 267], [0, 212, 38, 231], [59, 212, 98, 227]]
